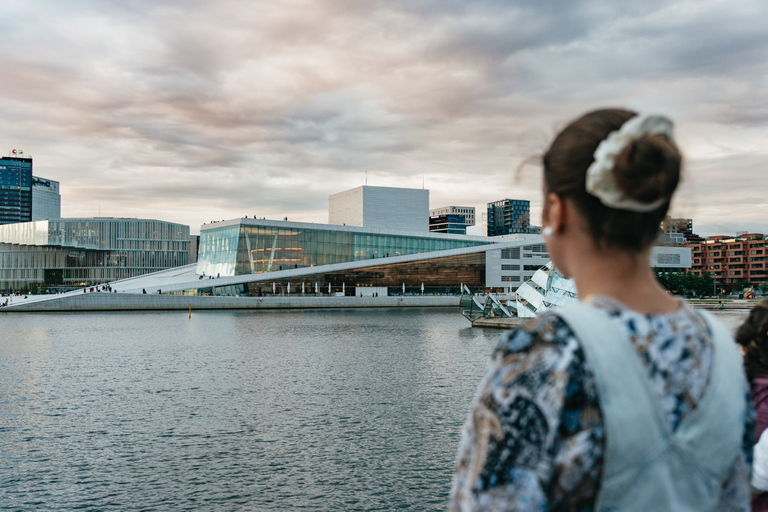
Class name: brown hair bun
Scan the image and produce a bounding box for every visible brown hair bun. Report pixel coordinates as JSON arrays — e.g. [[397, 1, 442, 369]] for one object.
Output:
[[612, 133, 681, 205]]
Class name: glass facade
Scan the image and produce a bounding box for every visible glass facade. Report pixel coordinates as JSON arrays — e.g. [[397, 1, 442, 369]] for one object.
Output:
[[429, 214, 467, 234], [0, 157, 33, 225], [0, 218, 190, 290], [486, 199, 530, 236], [189, 253, 487, 297], [31, 176, 61, 221], [196, 220, 488, 277]]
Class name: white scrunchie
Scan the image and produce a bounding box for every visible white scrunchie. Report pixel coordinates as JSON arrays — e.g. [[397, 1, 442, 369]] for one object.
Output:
[[585, 114, 675, 212]]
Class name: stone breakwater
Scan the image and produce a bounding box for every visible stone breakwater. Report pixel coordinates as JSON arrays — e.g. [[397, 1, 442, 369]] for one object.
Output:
[[0, 293, 460, 312]]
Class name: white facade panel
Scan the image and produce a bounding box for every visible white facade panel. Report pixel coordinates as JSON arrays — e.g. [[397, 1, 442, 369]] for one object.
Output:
[[329, 186, 365, 227], [329, 185, 429, 232], [363, 186, 428, 232]]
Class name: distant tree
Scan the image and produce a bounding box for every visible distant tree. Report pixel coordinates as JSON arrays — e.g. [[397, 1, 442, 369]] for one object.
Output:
[[654, 269, 715, 297]]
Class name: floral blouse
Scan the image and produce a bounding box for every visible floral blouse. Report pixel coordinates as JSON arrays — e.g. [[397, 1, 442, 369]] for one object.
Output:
[[449, 297, 754, 512]]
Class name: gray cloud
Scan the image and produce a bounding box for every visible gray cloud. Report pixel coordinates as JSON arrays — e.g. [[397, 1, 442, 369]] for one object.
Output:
[[1, 0, 767, 234]]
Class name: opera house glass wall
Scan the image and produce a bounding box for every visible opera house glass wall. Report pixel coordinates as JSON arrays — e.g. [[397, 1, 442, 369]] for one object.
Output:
[[196, 219, 488, 277]]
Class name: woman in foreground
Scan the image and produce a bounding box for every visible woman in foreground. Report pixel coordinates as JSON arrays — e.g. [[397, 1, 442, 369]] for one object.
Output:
[[449, 109, 753, 511]]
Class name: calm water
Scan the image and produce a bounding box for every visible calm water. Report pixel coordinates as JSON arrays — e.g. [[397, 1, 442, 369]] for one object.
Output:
[[0, 308, 749, 511], [0, 308, 501, 511]]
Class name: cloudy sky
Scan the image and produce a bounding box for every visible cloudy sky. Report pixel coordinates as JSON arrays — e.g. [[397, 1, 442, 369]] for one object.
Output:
[[2, 0, 766, 235]]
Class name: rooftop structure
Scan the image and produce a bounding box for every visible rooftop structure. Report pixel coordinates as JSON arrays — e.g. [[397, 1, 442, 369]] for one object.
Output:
[[329, 185, 429, 232]]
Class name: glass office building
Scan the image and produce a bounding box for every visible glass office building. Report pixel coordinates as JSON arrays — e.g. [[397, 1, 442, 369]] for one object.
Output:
[[31, 176, 61, 221], [429, 214, 468, 234], [0, 156, 33, 225], [486, 199, 530, 236], [196, 218, 488, 278], [0, 218, 189, 290]]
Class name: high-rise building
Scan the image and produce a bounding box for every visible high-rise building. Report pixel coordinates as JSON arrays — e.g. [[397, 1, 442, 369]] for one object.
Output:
[[329, 185, 429, 232], [0, 155, 33, 225], [486, 199, 530, 236], [429, 214, 467, 234], [31, 176, 61, 221], [429, 206, 475, 227]]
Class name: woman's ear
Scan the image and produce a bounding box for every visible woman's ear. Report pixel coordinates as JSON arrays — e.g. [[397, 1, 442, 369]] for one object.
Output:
[[545, 192, 566, 234]]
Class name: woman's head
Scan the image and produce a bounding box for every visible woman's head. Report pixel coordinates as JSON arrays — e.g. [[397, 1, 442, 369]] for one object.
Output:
[[736, 300, 768, 381], [542, 108, 682, 252]]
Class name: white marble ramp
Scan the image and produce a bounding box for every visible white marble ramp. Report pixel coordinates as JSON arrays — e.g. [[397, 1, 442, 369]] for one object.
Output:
[[1, 294, 460, 312]]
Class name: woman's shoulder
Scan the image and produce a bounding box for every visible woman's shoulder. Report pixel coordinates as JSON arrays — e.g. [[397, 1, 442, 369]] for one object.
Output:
[[494, 312, 577, 356]]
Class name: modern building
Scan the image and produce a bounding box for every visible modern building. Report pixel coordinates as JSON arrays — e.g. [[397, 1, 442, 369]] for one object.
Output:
[[659, 217, 705, 245], [100, 217, 549, 297], [189, 235, 200, 264], [329, 185, 429, 232], [429, 206, 475, 227], [31, 176, 61, 221], [100, 217, 690, 299], [688, 233, 767, 287], [486, 199, 530, 236], [0, 218, 190, 291], [0, 155, 33, 225], [429, 214, 468, 234]]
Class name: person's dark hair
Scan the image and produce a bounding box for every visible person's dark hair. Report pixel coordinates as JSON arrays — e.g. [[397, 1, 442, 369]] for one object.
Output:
[[736, 299, 768, 381], [542, 108, 682, 252]]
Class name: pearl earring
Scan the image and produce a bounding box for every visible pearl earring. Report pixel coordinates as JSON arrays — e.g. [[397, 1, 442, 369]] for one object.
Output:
[[542, 226, 554, 240]]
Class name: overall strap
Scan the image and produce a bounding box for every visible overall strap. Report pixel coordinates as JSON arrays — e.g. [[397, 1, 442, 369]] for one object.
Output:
[[555, 304, 670, 482], [555, 303, 746, 512], [671, 309, 747, 477]]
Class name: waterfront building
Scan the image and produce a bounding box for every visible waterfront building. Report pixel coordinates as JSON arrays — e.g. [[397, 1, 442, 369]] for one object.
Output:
[[486, 199, 530, 236], [31, 176, 61, 221], [429, 214, 467, 234], [688, 233, 767, 287], [189, 234, 200, 264], [104, 217, 550, 297], [0, 155, 33, 225], [329, 185, 429, 232], [0, 218, 190, 290], [99, 217, 691, 299], [429, 206, 475, 227]]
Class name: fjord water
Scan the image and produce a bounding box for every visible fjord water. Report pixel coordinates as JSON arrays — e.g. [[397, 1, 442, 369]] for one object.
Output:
[[0, 308, 501, 511]]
